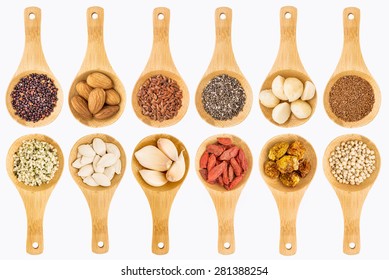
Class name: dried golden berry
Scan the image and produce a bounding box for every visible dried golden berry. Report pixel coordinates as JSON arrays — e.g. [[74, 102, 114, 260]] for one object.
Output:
[[298, 159, 311, 178], [268, 142, 289, 161], [287, 141, 306, 160], [276, 155, 299, 174], [280, 172, 300, 187], [264, 160, 280, 179]]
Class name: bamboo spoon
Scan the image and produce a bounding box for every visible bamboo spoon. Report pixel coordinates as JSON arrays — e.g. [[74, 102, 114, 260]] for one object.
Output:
[[259, 134, 316, 256], [6, 7, 63, 127], [132, 134, 189, 254], [69, 134, 126, 254], [323, 7, 380, 128], [132, 7, 189, 127], [323, 134, 380, 255], [260, 6, 316, 128], [195, 7, 252, 127], [69, 7, 126, 127], [6, 134, 64, 255], [195, 134, 252, 254]]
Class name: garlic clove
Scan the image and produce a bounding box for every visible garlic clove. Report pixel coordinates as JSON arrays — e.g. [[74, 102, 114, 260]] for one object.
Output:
[[106, 143, 120, 158], [80, 155, 94, 165], [92, 173, 111, 187], [78, 164, 94, 177], [114, 159, 121, 174], [92, 138, 106, 156], [104, 166, 116, 181], [259, 89, 280, 108], [272, 102, 291, 124], [83, 176, 98, 187], [97, 153, 119, 168], [135, 145, 173, 172], [301, 81, 316, 101], [284, 77, 303, 102], [93, 155, 104, 173], [166, 150, 186, 182], [291, 100, 312, 119], [157, 138, 178, 161], [78, 144, 96, 157], [271, 75, 288, 101], [139, 169, 168, 187]]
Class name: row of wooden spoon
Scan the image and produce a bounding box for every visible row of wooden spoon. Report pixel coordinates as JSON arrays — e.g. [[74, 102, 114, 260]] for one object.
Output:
[[5, 6, 380, 129], [6, 133, 380, 256]]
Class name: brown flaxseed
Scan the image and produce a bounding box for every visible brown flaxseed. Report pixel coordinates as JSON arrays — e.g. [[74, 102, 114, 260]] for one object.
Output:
[[329, 75, 374, 122]]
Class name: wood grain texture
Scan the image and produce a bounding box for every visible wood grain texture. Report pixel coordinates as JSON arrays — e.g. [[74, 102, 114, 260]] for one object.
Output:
[[6, 7, 63, 127], [69, 134, 126, 254], [323, 134, 380, 255], [132, 7, 189, 128], [259, 134, 317, 255], [195, 7, 252, 128], [323, 7, 381, 128], [132, 134, 189, 255], [260, 6, 316, 128], [6, 134, 64, 255], [195, 134, 253, 254], [69, 7, 126, 127]]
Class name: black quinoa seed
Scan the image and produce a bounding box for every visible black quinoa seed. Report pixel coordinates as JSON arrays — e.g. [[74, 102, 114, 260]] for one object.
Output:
[[201, 74, 246, 121], [11, 73, 58, 123]]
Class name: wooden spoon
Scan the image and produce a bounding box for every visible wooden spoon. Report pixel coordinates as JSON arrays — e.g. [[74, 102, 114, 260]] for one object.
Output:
[[195, 7, 253, 127], [323, 7, 381, 128], [259, 134, 317, 255], [132, 134, 189, 254], [6, 134, 64, 255], [69, 134, 126, 254], [6, 7, 63, 127], [69, 7, 126, 127], [195, 134, 252, 254], [260, 6, 317, 128], [323, 134, 380, 255], [132, 7, 189, 127]]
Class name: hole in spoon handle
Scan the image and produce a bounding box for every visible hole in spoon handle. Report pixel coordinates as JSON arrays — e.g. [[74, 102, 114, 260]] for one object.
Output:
[[87, 6, 104, 43], [153, 7, 170, 43], [26, 217, 44, 255], [218, 223, 235, 255], [279, 6, 297, 42], [215, 7, 232, 41], [343, 7, 360, 43], [91, 218, 109, 254], [343, 218, 361, 255], [152, 219, 169, 255], [279, 219, 297, 256], [24, 7, 41, 44]]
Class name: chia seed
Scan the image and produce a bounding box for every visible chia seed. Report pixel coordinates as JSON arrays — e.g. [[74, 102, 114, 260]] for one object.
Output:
[[11, 73, 58, 122], [201, 74, 246, 120], [329, 75, 374, 122]]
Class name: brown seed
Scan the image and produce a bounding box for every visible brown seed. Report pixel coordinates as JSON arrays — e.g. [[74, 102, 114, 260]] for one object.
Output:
[[94, 105, 119, 120], [105, 89, 121, 105], [86, 72, 113, 89], [71, 95, 92, 119], [88, 88, 106, 114], [76, 81, 93, 100]]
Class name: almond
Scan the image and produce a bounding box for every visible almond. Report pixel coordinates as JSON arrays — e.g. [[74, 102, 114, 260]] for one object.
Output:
[[76, 81, 93, 100], [71, 95, 92, 119], [86, 72, 113, 89], [88, 88, 106, 114], [94, 105, 120, 120], [105, 89, 121, 105]]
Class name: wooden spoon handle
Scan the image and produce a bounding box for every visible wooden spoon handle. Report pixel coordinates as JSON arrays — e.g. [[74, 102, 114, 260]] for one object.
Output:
[[17, 7, 50, 74], [270, 6, 306, 74], [335, 187, 370, 255], [144, 7, 176, 73], [82, 6, 111, 71], [336, 7, 368, 74]]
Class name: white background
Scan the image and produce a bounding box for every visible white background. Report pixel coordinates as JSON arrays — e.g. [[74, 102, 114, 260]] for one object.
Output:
[[0, 0, 388, 278]]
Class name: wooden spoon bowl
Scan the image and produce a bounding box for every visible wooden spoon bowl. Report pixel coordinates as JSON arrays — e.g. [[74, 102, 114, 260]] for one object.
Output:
[[132, 134, 189, 254], [195, 7, 253, 128], [69, 7, 126, 128], [195, 134, 253, 254], [69, 133, 126, 254], [259, 134, 317, 255], [6, 7, 63, 127], [6, 134, 64, 254], [260, 6, 316, 128], [132, 7, 189, 128], [323, 7, 381, 128], [323, 134, 380, 254]]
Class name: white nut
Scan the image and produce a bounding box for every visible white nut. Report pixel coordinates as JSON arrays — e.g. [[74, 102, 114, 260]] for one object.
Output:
[[83, 176, 98, 187], [93, 155, 104, 173], [284, 77, 303, 102], [104, 166, 116, 181], [271, 75, 288, 101], [259, 89, 280, 108], [272, 103, 291, 124], [72, 158, 84, 169], [80, 156, 94, 165], [106, 143, 120, 158], [114, 159, 121, 174], [92, 173, 111, 187], [291, 100, 312, 119], [97, 153, 119, 168], [92, 138, 106, 156], [301, 81, 316, 101], [78, 144, 96, 157], [78, 164, 94, 177]]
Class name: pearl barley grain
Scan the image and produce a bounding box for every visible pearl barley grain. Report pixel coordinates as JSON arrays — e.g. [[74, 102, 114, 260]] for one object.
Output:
[[329, 140, 376, 185]]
